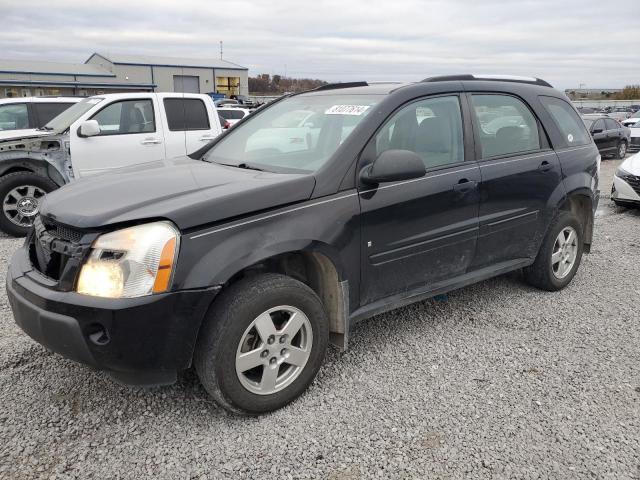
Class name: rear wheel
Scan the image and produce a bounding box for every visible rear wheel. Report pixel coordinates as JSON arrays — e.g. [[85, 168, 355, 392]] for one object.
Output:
[[615, 140, 627, 159], [0, 172, 57, 237], [524, 212, 584, 291], [195, 273, 329, 414]]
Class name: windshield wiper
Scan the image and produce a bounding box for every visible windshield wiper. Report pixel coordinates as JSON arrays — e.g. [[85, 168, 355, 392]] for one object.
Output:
[[217, 162, 264, 172], [36, 126, 53, 131]]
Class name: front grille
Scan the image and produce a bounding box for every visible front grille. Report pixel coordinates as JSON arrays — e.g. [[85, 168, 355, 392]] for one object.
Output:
[[30, 215, 87, 285], [623, 174, 640, 196], [40, 216, 84, 243]]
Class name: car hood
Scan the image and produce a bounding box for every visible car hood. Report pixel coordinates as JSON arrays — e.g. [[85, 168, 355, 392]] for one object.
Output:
[[0, 129, 52, 142], [620, 152, 640, 175], [40, 157, 316, 230]]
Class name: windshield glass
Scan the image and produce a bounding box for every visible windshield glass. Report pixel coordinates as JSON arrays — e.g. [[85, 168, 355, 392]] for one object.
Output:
[[202, 93, 382, 173], [44, 97, 104, 133], [631, 120, 640, 128]]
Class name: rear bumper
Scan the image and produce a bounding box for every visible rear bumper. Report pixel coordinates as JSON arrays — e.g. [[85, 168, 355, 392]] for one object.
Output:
[[7, 246, 220, 386]]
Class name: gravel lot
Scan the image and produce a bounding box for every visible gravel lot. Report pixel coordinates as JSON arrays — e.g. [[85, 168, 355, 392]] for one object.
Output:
[[1, 157, 639, 479]]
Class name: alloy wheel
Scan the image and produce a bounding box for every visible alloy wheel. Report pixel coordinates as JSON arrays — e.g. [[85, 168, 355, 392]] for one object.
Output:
[[235, 305, 313, 395], [551, 226, 578, 279], [2, 185, 46, 227]]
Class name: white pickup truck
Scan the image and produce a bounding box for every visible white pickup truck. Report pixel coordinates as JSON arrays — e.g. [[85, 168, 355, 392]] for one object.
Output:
[[0, 92, 222, 236]]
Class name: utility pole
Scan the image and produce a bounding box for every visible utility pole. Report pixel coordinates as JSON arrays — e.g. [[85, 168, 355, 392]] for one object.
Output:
[[220, 41, 223, 60]]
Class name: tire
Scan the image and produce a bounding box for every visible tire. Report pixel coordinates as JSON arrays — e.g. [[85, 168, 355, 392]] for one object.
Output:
[[194, 273, 329, 415], [615, 140, 627, 159], [523, 212, 584, 291], [0, 172, 58, 237]]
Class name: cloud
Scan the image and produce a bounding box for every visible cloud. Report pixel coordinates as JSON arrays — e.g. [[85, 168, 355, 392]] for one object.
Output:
[[0, 0, 637, 89]]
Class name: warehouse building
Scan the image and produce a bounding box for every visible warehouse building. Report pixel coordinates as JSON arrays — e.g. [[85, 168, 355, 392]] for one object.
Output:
[[0, 52, 249, 98]]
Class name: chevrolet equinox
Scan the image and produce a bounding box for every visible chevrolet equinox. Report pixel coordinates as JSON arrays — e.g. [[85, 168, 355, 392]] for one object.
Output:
[[7, 75, 599, 414]]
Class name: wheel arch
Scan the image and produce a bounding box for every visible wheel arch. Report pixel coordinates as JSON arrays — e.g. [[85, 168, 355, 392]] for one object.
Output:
[[205, 243, 351, 351], [0, 159, 65, 187], [558, 190, 594, 253]]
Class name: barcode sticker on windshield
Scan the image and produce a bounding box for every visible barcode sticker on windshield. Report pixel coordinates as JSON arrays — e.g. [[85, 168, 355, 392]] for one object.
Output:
[[325, 105, 370, 115]]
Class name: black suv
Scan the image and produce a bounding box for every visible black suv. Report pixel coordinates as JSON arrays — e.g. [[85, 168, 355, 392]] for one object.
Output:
[[7, 75, 599, 414]]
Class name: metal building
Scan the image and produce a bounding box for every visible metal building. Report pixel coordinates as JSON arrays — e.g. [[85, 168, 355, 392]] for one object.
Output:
[[0, 52, 249, 98]]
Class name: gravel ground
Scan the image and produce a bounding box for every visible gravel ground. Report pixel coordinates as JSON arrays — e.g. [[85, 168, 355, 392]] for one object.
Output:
[[1, 157, 639, 479]]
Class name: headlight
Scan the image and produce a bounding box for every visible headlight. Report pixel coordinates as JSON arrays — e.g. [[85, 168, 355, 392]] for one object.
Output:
[[76, 221, 179, 298], [615, 166, 630, 179]]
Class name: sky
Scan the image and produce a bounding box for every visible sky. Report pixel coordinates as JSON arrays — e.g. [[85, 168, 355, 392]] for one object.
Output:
[[1, 0, 638, 90]]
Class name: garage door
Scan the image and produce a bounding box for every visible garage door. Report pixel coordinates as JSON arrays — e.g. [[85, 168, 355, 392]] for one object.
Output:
[[173, 75, 200, 93]]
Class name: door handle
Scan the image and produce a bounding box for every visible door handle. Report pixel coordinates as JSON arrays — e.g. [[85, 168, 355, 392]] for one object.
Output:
[[538, 161, 553, 172], [452, 179, 478, 192], [199, 136, 217, 142], [141, 138, 162, 145]]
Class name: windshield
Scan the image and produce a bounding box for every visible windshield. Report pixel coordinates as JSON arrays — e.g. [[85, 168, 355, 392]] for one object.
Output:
[[631, 120, 640, 128], [202, 93, 382, 173], [44, 97, 104, 133]]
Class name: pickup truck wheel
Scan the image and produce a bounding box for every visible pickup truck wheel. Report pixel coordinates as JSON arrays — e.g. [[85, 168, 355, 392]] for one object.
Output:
[[615, 140, 627, 159], [523, 212, 584, 291], [195, 273, 329, 415], [0, 172, 57, 237]]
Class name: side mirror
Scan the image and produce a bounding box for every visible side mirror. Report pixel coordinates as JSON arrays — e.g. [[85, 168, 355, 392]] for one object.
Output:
[[591, 128, 603, 135], [78, 120, 100, 138], [360, 149, 426, 185]]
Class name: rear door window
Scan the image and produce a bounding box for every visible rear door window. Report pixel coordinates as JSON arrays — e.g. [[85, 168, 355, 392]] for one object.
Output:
[[164, 98, 210, 131], [470, 94, 541, 158], [219, 109, 245, 120], [33, 102, 73, 127], [539, 96, 591, 147], [605, 118, 619, 131]]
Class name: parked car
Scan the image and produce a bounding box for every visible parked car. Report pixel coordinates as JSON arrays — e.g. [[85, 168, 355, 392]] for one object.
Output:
[[217, 107, 252, 127], [582, 115, 630, 158], [230, 95, 256, 108], [621, 113, 640, 128], [0, 92, 222, 236], [7, 75, 599, 414], [612, 150, 640, 206], [0, 96, 81, 133], [627, 120, 640, 152], [608, 108, 633, 122], [214, 98, 239, 108]]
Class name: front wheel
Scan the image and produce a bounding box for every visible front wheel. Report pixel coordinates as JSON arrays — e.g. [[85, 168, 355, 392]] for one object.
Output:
[[615, 140, 627, 159], [0, 172, 58, 237], [195, 273, 329, 414], [524, 212, 584, 291]]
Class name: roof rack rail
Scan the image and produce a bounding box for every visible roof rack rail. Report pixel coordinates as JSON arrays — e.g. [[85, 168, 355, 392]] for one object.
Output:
[[422, 74, 552, 88], [314, 81, 369, 91]]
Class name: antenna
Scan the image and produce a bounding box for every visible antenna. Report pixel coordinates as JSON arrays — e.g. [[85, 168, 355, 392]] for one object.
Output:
[[220, 41, 223, 60]]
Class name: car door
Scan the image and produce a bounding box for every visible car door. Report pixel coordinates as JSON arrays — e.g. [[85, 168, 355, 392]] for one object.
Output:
[[70, 96, 165, 178], [590, 119, 609, 153], [605, 118, 624, 150], [466, 93, 563, 269], [161, 96, 221, 157], [359, 94, 480, 305]]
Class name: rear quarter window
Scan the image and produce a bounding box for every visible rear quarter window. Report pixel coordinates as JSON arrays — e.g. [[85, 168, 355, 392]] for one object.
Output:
[[164, 98, 210, 131], [539, 96, 591, 147]]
